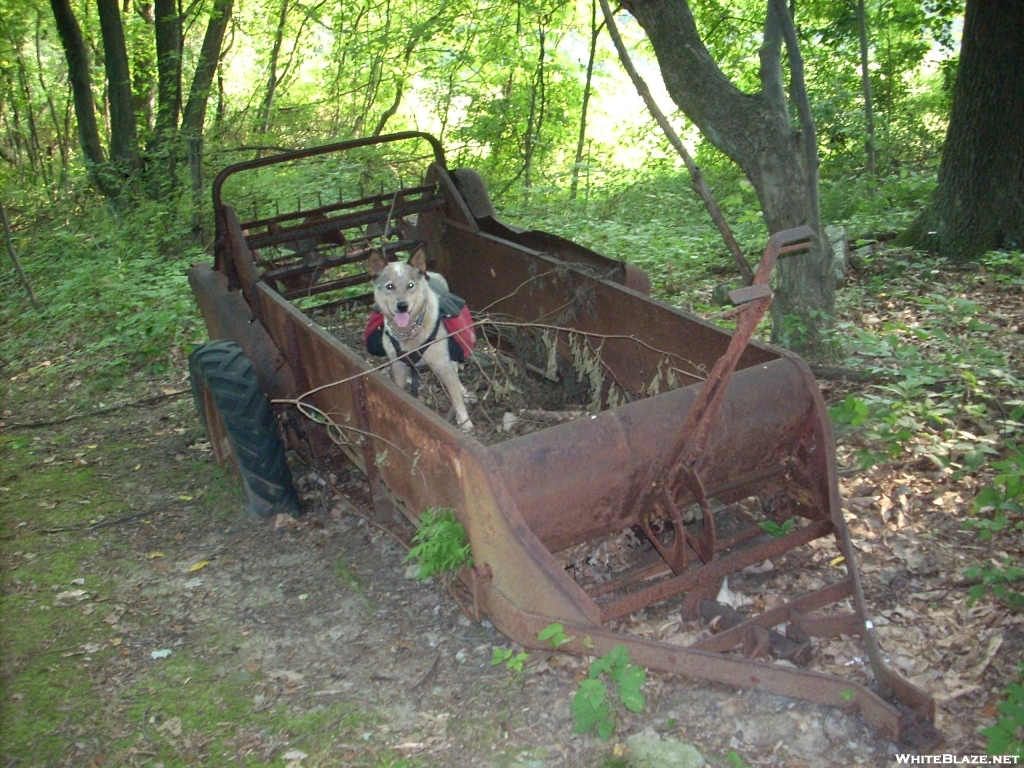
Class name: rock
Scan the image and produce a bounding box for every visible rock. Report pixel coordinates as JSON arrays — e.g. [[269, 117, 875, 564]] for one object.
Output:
[[850, 243, 874, 269], [826, 225, 849, 286], [711, 278, 745, 306], [626, 733, 706, 768]]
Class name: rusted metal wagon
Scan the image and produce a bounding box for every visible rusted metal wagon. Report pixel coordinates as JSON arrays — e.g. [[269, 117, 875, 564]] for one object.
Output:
[[188, 132, 937, 745]]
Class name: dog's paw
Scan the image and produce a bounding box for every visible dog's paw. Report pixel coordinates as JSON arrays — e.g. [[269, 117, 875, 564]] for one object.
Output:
[[457, 416, 474, 432]]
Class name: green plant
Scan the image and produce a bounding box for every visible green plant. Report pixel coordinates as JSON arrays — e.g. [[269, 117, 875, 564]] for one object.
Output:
[[403, 508, 472, 581], [571, 645, 646, 739], [964, 561, 1024, 612], [725, 751, 750, 768], [981, 663, 1024, 757], [490, 647, 529, 673], [758, 519, 795, 539], [538, 622, 573, 648]]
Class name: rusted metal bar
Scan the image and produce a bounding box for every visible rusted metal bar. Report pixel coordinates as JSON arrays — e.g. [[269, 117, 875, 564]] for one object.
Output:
[[212, 132, 446, 211], [263, 239, 419, 284], [598, 519, 833, 622], [280, 273, 369, 301], [242, 184, 437, 231], [480, 581, 911, 743], [693, 578, 854, 653], [247, 198, 443, 250]]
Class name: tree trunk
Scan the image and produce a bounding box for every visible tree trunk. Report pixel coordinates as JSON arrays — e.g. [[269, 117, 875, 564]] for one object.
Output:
[[522, 27, 547, 198], [898, 0, 1024, 261], [856, 0, 876, 175], [96, 0, 139, 173], [570, 0, 601, 200], [50, 0, 121, 197], [181, 0, 233, 138], [132, 2, 157, 135], [36, 12, 70, 181], [623, 0, 834, 353], [149, 0, 182, 193], [259, 0, 290, 140], [152, 0, 182, 145]]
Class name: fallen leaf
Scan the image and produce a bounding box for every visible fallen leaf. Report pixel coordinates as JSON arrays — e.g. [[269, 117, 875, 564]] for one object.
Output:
[[188, 560, 210, 572], [147, 551, 164, 559], [157, 716, 182, 736], [54, 589, 89, 606], [274, 514, 301, 530], [269, 670, 304, 684], [150, 649, 172, 659]]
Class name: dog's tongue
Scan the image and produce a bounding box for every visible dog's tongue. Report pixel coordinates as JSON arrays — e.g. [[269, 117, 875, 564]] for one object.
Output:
[[394, 312, 411, 328]]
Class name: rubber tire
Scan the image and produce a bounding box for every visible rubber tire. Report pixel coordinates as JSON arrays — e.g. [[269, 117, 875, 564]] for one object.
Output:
[[189, 340, 299, 518]]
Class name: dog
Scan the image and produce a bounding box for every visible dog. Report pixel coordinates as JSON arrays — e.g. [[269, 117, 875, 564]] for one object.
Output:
[[365, 245, 475, 431]]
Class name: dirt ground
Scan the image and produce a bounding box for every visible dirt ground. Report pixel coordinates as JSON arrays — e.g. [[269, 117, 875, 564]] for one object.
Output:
[[3, 261, 1021, 767]]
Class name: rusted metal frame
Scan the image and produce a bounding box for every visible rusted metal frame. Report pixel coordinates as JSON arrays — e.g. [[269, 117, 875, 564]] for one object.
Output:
[[211, 131, 447, 211], [585, 501, 776, 599], [629, 227, 814, 576], [247, 197, 444, 250], [479, 580, 908, 742], [281, 273, 369, 302], [598, 518, 833, 623], [304, 293, 374, 316], [219, 206, 265, 315], [264, 239, 419, 283], [242, 183, 437, 231], [693, 578, 855, 653]]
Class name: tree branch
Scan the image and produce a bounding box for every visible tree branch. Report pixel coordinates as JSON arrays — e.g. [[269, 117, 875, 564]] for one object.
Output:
[[600, 0, 753, 284]]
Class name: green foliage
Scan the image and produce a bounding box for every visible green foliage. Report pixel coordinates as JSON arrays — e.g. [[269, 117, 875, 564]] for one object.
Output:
[[830, 271, 1018, 472], [491, 646, 529, 674], [758, 519, 795, 539], [538, 622, 573, 648], [725, 751, 750, 768], [403, 508, 472, 581], [981, 663, 1024, 757], [0, 193, 205, 402], [570, 644, 646, 739]]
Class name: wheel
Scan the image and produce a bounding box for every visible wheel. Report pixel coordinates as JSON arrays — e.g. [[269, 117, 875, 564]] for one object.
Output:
[[189, 340, 299, 517]]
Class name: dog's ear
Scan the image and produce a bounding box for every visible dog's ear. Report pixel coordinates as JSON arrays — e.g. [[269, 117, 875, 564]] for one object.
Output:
[[409, 244, 428, 274], [366, 249, 387, 278]]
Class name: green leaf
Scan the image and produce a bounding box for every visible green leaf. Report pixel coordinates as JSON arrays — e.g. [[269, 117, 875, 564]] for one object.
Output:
[[596, 718, 615, 739], [619, 686, 646, 713]]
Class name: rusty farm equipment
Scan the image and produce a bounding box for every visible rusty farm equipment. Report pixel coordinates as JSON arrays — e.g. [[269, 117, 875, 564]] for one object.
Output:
[[187, 132, 938, 746]]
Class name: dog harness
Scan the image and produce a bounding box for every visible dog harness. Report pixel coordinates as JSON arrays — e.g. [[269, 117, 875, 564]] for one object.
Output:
[[363, 292, 476, 396]]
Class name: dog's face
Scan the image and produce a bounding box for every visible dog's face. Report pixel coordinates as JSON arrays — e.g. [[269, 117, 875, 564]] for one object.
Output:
[[367, 246, 432, 330]]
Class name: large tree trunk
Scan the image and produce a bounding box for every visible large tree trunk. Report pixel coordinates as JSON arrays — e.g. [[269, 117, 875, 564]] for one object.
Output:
[[623, 0, 834, 353], [50, 0, 121, 197], [152, 0, 182, 144], [181, 0, 232, 240], [96, 0, 139, 173], [181, 0, 233, 138], [898, 0, 1024, 261]]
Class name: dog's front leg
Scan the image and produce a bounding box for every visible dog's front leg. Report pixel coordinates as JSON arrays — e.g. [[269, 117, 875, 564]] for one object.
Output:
[[433, 359, 474, 431], [390, 359, 412, 392]]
